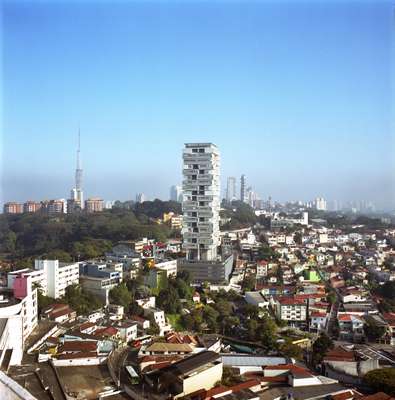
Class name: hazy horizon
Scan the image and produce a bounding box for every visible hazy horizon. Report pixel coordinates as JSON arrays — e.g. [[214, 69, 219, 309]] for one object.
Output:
[[2, 0, 394, 209]]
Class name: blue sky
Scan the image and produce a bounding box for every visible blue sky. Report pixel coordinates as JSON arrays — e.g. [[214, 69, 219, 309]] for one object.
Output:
[[1, 0, 394, 208]]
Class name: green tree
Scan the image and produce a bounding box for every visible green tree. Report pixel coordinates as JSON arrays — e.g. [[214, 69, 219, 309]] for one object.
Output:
[[326, 291, 336, 305], [245, 319, 259, 340], [43, 249, 72, 262], [363, 368, 395, 396], [379, 281, 395, 300], [363, 321, 386, 342], [312, 333, 334, 366], [2, 231, 17, 253], [203, 305, 220, 332], [109, 283, 133, 309], [221, 367, 243, 386], [280, 341, 303, 360], [147, 315, 160, 335], [157, 286, 181, 314], [223, 316, 240, 335], [64, 284, 103, 315]]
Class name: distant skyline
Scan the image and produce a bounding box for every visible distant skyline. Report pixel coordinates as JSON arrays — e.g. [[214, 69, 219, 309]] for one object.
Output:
[[2, 0, 394, 209]]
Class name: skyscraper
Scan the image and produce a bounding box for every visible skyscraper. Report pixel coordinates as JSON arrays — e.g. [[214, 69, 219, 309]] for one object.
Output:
[[136, 193, 146, 203], [70, 130, 84, 210], [182, 143, 220, 261], [314, 197, 327, 211], [170, 185, 182, 202], [240, 174, 247, 203], [225, 177, 236, 203]]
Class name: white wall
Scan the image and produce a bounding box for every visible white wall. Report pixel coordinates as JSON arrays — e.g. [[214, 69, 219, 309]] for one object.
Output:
[[51, 356, 107, 367]]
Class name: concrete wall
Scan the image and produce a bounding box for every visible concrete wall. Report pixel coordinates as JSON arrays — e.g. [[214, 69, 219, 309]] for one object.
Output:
[[324, 358, 379, 380], [52, 356, 107, 367], [175, 361, 223, 399]]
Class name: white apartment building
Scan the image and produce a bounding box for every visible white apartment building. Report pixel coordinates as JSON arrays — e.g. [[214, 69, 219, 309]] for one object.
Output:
[[182, 143, 220, 261], [155, 259, 178, 277], [275, 298, 307, 326], [34, 260, 79, 298], [315, 197, 327, 211], [0, 273, 38, 366], [8, 268, 46, 294]]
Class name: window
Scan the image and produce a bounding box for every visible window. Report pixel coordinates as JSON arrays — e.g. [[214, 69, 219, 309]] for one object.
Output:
[[192, 196, 197, 201], [192, 212, 197, 217], [193, 164, 199, 169], [199, 217, 205, 222], [199, 185, 205, 190], [191, 175, 197, 180], [192, 149, 198, 153], [199, 170, 205, 174], [199, 201, 205, 206], [199, 148, 205, 153]]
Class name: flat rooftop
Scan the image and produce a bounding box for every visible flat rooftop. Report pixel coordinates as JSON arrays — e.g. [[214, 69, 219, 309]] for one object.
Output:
[[221, 354, 288, 367]]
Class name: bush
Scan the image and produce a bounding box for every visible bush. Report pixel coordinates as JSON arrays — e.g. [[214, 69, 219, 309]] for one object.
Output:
[[363, 368, 395, 396]]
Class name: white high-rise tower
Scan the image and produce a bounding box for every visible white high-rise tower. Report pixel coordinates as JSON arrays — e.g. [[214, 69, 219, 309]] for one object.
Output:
[[70, 130, 84, 209], [182, 143, 220, 261]]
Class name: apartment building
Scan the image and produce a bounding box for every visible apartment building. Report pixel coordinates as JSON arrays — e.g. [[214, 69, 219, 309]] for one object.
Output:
[[3, 202, 23, 214], [79, 262, 122, 304], [23, 201, 42, 213], [182, 143, 220, 261], [0, 273, 38, 366], [85, 197, 104, 213], [275, 297, 307, 326], [34, 259, 79, 298]]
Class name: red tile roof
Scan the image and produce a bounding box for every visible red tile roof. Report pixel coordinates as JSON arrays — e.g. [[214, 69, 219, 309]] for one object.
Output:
[[331, 390, 356, 400], [310, 312, 327, 318], [58, 340, 97, 353], [278, 297, 306, 306], [57, 351, 98, 360], [94, 326, 118, 337]]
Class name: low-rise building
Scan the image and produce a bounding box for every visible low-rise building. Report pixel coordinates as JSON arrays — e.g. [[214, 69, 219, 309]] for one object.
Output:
[[338, 314, 364, 342], [117, 320, 138, 343], [142, 351, 223, 399], [310, 311, 327, 332], [245, 291, 270, 309]]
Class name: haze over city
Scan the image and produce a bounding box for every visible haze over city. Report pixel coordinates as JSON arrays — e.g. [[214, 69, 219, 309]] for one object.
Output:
[[2, 0, 394, 209]]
